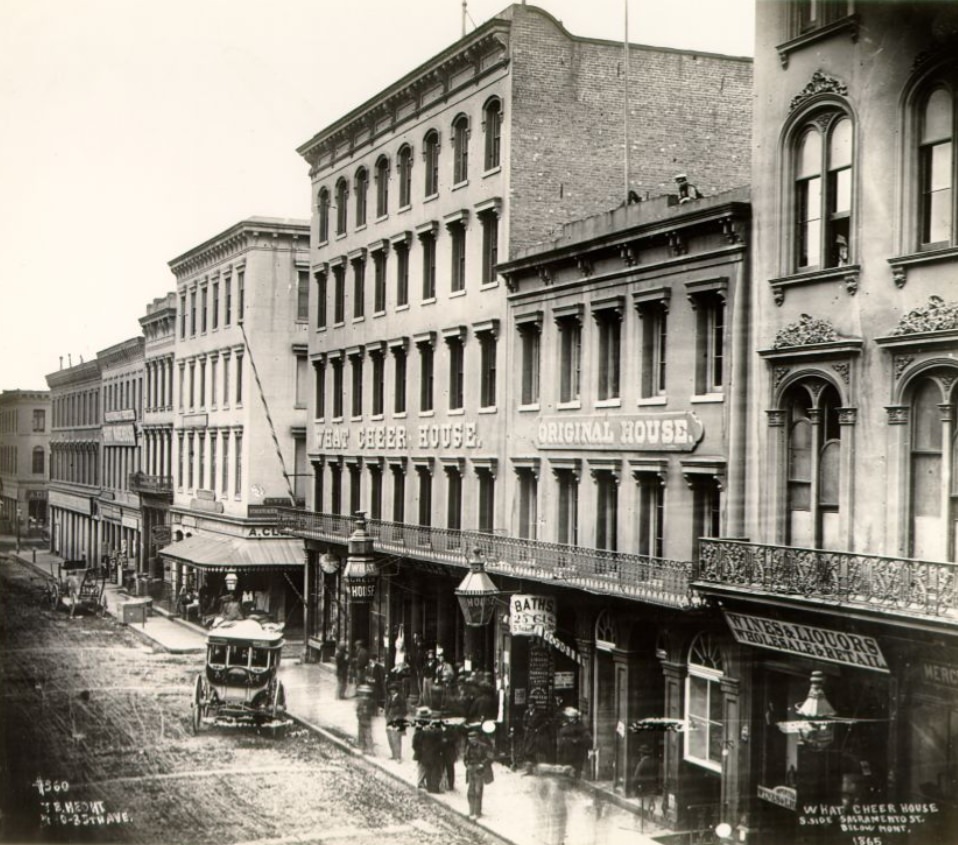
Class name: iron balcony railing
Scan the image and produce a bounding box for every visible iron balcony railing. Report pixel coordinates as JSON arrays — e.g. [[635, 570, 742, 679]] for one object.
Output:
[[698, 538, 958, 622], [128, 473, 174, 496], [275, 507, 699, 609]]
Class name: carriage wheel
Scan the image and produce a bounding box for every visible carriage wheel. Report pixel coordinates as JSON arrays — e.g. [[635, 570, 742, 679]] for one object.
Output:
[[190, 675, 204, 735], [270, 681, 287, 736], [49, 582, 60, 611]]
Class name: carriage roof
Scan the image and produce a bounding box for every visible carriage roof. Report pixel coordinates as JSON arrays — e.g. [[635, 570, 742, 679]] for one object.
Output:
[[205, 618, 284, 646]]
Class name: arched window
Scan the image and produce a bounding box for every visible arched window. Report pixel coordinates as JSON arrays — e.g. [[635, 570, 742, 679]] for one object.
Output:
[[317, 188, 330, 243], [335, 178, 348, 236], [484, 97, 502, 170], [375, 156, 389, 218], [354, 167, 368, 227], [784, 381, 842, 548], [398, 145, 413, 208], [685, 633, 725, 772], [918, 83, 956, 248], [908, 374, 958, 561], [32, 446, 45, 475], [792, 111, 853, 271], [452, 114, 469, 184], [423, 130, 440, 197]]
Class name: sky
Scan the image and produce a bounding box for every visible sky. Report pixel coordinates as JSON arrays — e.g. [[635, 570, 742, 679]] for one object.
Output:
[[0, 0, 754, 391]]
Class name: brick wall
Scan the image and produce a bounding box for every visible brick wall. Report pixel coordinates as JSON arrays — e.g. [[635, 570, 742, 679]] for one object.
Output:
[[507, 5, 752, 254]]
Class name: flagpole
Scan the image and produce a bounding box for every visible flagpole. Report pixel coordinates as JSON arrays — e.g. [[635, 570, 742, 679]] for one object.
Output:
[[624, 0, 631, 202]]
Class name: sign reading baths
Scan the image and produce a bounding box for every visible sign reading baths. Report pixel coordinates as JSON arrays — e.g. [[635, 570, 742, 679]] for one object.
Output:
[[511, 595, 557, 636], [723, 611, 889, 672], [536, 412, 704, 452]]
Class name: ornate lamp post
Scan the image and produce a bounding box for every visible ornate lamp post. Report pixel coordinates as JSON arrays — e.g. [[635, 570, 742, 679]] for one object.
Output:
[[455, 547, 499, 626], [343, 513, 378, 646], [794, 670, 837, 751]]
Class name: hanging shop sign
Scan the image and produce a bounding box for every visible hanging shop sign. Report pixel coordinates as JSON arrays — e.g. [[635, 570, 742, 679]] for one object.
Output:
[[102, 424, 136, 446], [723, 611, 888, 672], [510, 594, 557, 636], [535, 412, 704, 452]]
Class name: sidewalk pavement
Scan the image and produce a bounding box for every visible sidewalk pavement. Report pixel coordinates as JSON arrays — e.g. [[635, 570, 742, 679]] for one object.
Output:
[[5, 545, 667, 845]]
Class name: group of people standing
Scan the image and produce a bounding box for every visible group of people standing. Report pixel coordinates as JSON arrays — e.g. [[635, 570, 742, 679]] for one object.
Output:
[[521, 700, 594, 779]]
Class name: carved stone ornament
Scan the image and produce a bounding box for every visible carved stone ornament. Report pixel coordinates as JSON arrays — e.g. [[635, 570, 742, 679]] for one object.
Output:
[[894, 355, 915, 381], [837, 407, 857, 426], [886, 406, 910, 426], [891, 295, 958, 336], [789, 70, 849, 113], [772, 314, 840, 349], [773, 366, 791, 389], [832, 362, 850, 384]]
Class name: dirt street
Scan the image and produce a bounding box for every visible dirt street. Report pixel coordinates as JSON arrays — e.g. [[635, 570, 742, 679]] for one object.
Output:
[[0, 557, 491, 845]]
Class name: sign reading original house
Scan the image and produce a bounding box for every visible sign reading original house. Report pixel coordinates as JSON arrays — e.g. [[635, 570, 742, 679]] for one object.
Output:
[[535, 412, 704, 452], [723, 611, 889, 672]]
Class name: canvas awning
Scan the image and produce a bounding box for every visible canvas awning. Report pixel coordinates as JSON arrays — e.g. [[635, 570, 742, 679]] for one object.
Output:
[[159, 533, 305, 572]]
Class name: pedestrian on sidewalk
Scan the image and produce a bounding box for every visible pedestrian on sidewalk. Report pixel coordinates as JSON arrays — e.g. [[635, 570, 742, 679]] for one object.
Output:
[[440, 721, 458, 790], [412, 707, 443, 793], [529, 762, 574, 845], [463, 724, 494, 820], [335, 643, 349, 699], [355, 684, 376, 753], [384, 681, 408, 761], [556, 707, 593, 780]]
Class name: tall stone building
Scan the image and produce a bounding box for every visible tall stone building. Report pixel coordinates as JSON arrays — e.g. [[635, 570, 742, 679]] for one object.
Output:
[[0, 389, 51, 538]]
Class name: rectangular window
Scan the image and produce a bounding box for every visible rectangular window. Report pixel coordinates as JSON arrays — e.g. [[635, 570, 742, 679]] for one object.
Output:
[[222, 353, 231, 406], [446, 469, 462, 531], [370, 465, 383, 521], [331, 463, 342, 515], [350, 353, 364, 417], [235, 352, 243, 405], [479, 331, 497, 409], [595, 470, 619, 551], [332, 358, 344, 419], [419, 342, 434, 412], [349, 464, 362, 515], [180, 294, 187, 338], [450, 223, 466, 293], [316, 271, 328, 329], [199, 359, 206, 408], [297, 269, 309, 322], [313, 461, 324, 512], [477, 468, 495, 533], [352, 256, 365, 319], [177, 434, 184, 488], [212, 282, 219, 330], [178, 364, 185, 410], [333, 265, 346, 324], [225, 274, 232, 325], [396, 241, 410, 307], [558, 317, 582, 404], [519, 322, 541, 406], [234, 432, 242, 498], [693, 292, 726, 394], [392, 465, 405, 523], [32, 409, 45, 432], [188, 361, 196, 410], [481, 212, 499, 285], [418, 467, 432, 527], [637, 473, 665, 558], [595, 309, 622, 402], [685, 670, 724, 771], [372, 351, 385, 417], [374, 250, 387, 313], [210, 357, 218, 406], [201, 285, 208, 333], [190, 290, 197, 336], [421, 233, 436, 301], [221, 432, 229, 494], [187, 432, 195, 489], [517, 469, 538, 540], [557, 469, 579, 546], [447, 336, 464, 411], [393, 346, 407, 414], [198, 432, 206, 490], [295, 355, 308, 408], [639, 302, 668, 398], [237, 269, 245, 324], [314, 360, 326, 419], [210, 431, 217, 493]]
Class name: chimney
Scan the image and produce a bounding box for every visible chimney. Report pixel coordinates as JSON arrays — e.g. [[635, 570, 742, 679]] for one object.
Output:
[[59, 356, 63, 370]]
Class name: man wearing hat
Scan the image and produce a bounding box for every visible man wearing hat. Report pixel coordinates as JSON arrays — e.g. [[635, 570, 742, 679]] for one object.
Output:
[[412, 706, 443, 793], [556, 706, 593, 780], [463, 723, 494, 820], [355, 684, 376, 753], [384, 681, 408, 761]]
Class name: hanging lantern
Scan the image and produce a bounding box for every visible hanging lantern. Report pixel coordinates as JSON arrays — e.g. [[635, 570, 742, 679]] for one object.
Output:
[[794, 670, 837, 751], [455, 547, 500, 627]]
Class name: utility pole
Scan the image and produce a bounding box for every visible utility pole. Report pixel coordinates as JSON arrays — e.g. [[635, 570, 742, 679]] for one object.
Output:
[[624, 0, 631, 202]]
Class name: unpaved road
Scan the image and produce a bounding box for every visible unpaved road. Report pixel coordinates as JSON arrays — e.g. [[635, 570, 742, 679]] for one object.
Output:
[[0, 557, 491, 845]]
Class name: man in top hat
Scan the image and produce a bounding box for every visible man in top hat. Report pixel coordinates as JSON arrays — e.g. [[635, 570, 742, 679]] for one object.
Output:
[[384, 680, 408, 761], [556, 706, 593, 780], [463, 723, 495, 820], [412, 706, 443, 793]]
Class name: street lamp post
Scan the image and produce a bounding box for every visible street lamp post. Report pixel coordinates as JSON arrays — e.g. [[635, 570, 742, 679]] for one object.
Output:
[[343, 513, 378, 647], [455, 547, 501, 671]]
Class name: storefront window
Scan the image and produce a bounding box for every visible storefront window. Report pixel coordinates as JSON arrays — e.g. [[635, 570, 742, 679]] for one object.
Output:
[[685, 633, 725, 772]]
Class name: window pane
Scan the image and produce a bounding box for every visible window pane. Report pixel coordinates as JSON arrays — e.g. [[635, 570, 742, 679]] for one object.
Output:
[[913, 381, 943, 451], [829, 117, 852, 169], [820, 440, 840, 506], [832, 167, 852, 215], [913, 454, 942, 517], [797, 128, 822, 179], [923, 88, 954, 144], [689, 675, 707, 718], [688, 715, 707, 760], [708, 718, 725, 763]]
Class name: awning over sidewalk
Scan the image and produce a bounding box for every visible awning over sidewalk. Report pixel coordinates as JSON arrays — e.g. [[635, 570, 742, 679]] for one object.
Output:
[[159, 534, 304, 572]]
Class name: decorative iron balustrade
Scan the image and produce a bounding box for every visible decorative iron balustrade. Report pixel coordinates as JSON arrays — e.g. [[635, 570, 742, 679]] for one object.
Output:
[[698, 538, 958, 621], [128, 473, 173, 496], [275, 507, 698, 609]]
